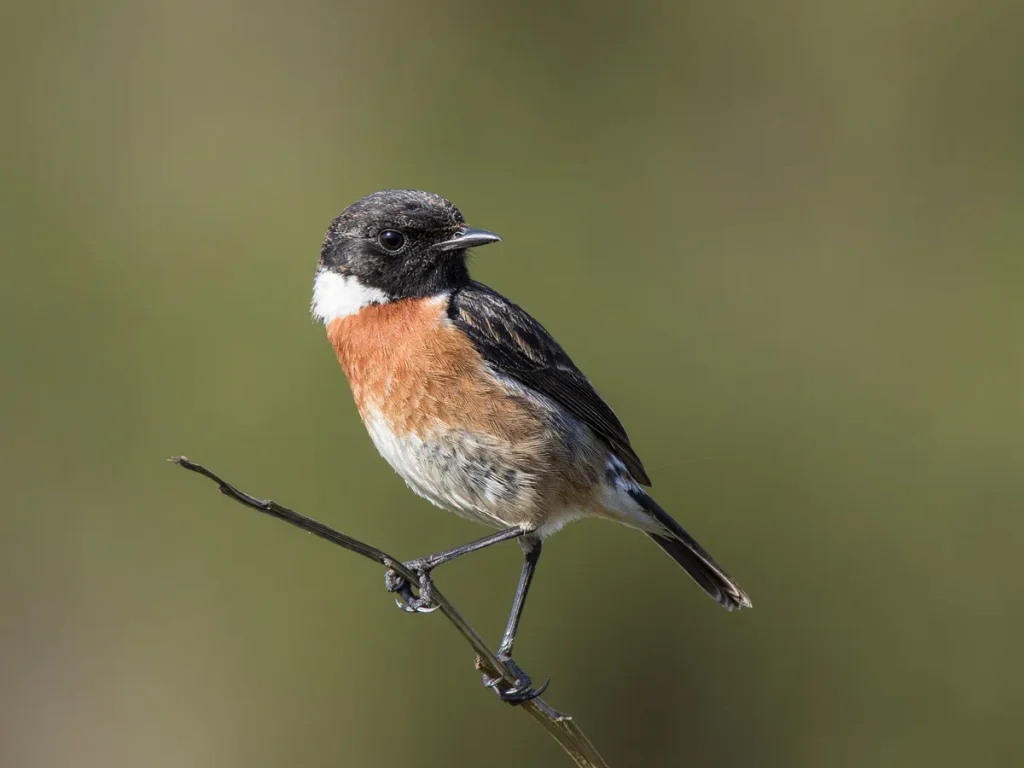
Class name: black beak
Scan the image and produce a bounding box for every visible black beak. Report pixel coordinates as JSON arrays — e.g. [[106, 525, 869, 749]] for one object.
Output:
[[435, 227, 502, 252]]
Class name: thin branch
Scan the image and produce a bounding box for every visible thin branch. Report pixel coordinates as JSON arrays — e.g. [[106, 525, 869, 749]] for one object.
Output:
[[171, 456, 609, 768]]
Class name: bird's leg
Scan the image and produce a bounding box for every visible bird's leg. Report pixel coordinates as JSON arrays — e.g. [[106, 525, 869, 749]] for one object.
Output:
[[385, 526, 525, 613], [482, 535, 549, 704]]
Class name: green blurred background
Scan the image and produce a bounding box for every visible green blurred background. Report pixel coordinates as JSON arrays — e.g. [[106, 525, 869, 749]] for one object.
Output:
[[2, 1, 1022, 766]]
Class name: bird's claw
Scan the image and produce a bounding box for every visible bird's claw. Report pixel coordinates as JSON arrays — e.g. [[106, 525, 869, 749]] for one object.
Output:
[[482, 657, 549, 705], [384, 560, 439, 613]]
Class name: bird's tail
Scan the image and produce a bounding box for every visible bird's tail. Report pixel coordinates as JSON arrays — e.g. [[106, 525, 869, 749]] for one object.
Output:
[[629, 490, 752, 611]]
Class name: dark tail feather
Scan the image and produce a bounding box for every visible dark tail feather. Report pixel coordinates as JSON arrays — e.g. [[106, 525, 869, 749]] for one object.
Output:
[[629, 490, 752, 611]]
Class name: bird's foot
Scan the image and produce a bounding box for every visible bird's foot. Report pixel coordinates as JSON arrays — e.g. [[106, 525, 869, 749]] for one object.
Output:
[[482, 656, 550, 705], [384, 559, 440, 614]]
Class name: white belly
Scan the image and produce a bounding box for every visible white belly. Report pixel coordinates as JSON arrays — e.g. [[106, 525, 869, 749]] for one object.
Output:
[[364, 412, 535, 528]]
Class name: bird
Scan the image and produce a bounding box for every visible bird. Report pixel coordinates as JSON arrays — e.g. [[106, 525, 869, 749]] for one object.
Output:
[[311, 189, 750, 702]]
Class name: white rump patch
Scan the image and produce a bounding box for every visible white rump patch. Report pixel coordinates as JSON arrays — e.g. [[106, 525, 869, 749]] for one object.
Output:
[[600, 455, 659, 532], [311, 269, 388, 323], [606, 455, 642, 493]]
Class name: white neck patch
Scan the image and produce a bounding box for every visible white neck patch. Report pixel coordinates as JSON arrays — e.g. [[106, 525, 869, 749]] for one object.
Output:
[[311, 269, 389, 323]]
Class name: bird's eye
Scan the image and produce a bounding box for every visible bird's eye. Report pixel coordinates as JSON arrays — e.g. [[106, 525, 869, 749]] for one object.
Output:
[[377, 229, 406, 252]]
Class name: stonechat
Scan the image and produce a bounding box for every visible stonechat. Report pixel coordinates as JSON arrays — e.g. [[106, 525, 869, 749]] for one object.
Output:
[[312, 190, 750, 702]]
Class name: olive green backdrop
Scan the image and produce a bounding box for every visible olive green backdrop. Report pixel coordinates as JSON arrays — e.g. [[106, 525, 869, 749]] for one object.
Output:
[[2, 2, 1022, 766]]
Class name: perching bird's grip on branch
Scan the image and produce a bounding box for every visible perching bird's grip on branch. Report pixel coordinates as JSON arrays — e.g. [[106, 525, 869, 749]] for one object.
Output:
[[171, 456, 609, 768]]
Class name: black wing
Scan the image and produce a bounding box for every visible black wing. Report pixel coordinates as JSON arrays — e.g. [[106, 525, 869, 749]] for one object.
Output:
[[449, 282, 651, 486]]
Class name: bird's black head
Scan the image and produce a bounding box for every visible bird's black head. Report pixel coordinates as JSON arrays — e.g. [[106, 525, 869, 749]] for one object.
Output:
[[312, 190, 501, 323]]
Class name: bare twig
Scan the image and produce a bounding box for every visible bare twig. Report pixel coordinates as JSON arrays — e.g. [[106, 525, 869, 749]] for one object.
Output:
[[171, 456, 609, 768]]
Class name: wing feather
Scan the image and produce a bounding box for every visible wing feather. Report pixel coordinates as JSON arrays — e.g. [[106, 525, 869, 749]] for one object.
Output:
[[448, 282, 651, 486]]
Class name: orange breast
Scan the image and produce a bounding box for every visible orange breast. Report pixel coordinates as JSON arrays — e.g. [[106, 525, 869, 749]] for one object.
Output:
[[326, 296, 544, 443]]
